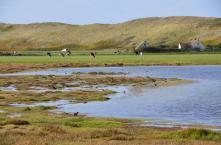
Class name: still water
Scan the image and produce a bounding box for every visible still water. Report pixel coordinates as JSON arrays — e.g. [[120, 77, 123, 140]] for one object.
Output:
[[4, 66, 221, 127]]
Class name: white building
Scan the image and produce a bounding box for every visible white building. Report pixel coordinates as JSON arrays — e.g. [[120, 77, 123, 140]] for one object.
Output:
[[135, 40, 149, 53], [190, 39, 206, 51]]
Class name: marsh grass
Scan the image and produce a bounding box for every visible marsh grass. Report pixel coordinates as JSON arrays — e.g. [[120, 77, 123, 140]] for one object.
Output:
[[0, 57, 220, 145], [0, 108, 221, 145], [0, 89, 114, 104], [64, 117, 123, 128], [166, 129, 221, 141], [0, 75, 179, 104]]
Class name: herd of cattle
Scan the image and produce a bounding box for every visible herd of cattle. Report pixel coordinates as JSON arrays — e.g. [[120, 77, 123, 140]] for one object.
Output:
[[1, 40, 207, 57], [47, 48, 96, 58]]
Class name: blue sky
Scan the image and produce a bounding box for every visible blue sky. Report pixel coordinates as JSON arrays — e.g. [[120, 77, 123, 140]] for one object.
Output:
[[0, 0, 220, 24]]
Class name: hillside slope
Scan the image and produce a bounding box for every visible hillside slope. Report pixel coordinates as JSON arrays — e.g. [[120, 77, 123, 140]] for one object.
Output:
[[0, 16, 221, 51]]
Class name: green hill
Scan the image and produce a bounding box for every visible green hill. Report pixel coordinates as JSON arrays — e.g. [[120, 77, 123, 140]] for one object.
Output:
[[0, 16, 221, 51]]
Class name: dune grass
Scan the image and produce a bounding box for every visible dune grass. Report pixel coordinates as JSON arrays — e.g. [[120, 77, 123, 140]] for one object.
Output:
[[0, 17, 221, 50]]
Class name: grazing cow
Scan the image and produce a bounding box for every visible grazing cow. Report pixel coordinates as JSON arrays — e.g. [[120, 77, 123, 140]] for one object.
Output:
[[60, 48, 71, 57], [13, 51, 17, 56], [74, 112, 79, 116], [114, 49, 121, 55], [47, 52, 52, 57], [60, 52, 65, 57], [90, 52, 96, 58]]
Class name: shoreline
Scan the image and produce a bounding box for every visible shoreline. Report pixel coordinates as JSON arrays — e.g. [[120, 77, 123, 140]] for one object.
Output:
[[1, 63, 221, 74], [0, 74, 194, 104], [0, 68, 221, 144]]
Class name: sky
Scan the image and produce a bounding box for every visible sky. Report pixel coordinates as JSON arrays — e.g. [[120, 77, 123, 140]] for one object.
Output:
[[0, 0, 220, 24]]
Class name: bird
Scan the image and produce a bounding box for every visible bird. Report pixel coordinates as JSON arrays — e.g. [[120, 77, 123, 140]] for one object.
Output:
[[74, 112, 79, 116], [152, 79, 156, 83]]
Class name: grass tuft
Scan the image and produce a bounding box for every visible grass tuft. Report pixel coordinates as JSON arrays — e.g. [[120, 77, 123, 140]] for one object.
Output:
[[164, 128, 221, 141]]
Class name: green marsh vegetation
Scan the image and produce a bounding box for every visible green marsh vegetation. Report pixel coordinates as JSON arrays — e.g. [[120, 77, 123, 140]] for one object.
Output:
[[0, 53, 221, 73], [0, 74, 220, 145]]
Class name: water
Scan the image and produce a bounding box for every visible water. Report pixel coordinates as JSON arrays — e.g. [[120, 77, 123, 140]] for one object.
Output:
[[0, 85, 17, 91], [0, 110, 5, 113], [3, 65, 221, 127]]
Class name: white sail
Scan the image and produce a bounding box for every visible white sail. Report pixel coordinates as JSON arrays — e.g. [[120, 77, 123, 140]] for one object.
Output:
[[178, 43, 182, 50]]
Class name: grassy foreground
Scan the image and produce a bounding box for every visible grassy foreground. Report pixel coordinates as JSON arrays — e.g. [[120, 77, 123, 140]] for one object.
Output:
[[0, 75, 220, 145], [1, 106, 221, 145]]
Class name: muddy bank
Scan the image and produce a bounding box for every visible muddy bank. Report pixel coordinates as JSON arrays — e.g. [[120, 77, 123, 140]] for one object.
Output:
[[0, 74, 193, 104], [0, 62, 190, 74], [0, 63, 124, 74], [0, 63, 96, 74], [0, 74, 193, 90]]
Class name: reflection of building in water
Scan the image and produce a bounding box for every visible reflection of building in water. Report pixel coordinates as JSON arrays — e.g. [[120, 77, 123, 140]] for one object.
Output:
[[127, 85, 149, 96]]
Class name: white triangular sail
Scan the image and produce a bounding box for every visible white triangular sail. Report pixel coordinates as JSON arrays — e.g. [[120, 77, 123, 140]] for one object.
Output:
[[178, 43, 182, 50]]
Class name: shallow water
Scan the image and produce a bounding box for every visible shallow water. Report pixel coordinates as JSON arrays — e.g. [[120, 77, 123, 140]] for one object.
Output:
[[3, 65, 221, 127], [7, 113, 23, 118], [0, 85, 17, 92], [0, 110, 5, 113]]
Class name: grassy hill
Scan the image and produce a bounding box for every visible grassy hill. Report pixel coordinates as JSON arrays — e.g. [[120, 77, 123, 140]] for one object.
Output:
[[0, 16, 221, 51]]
